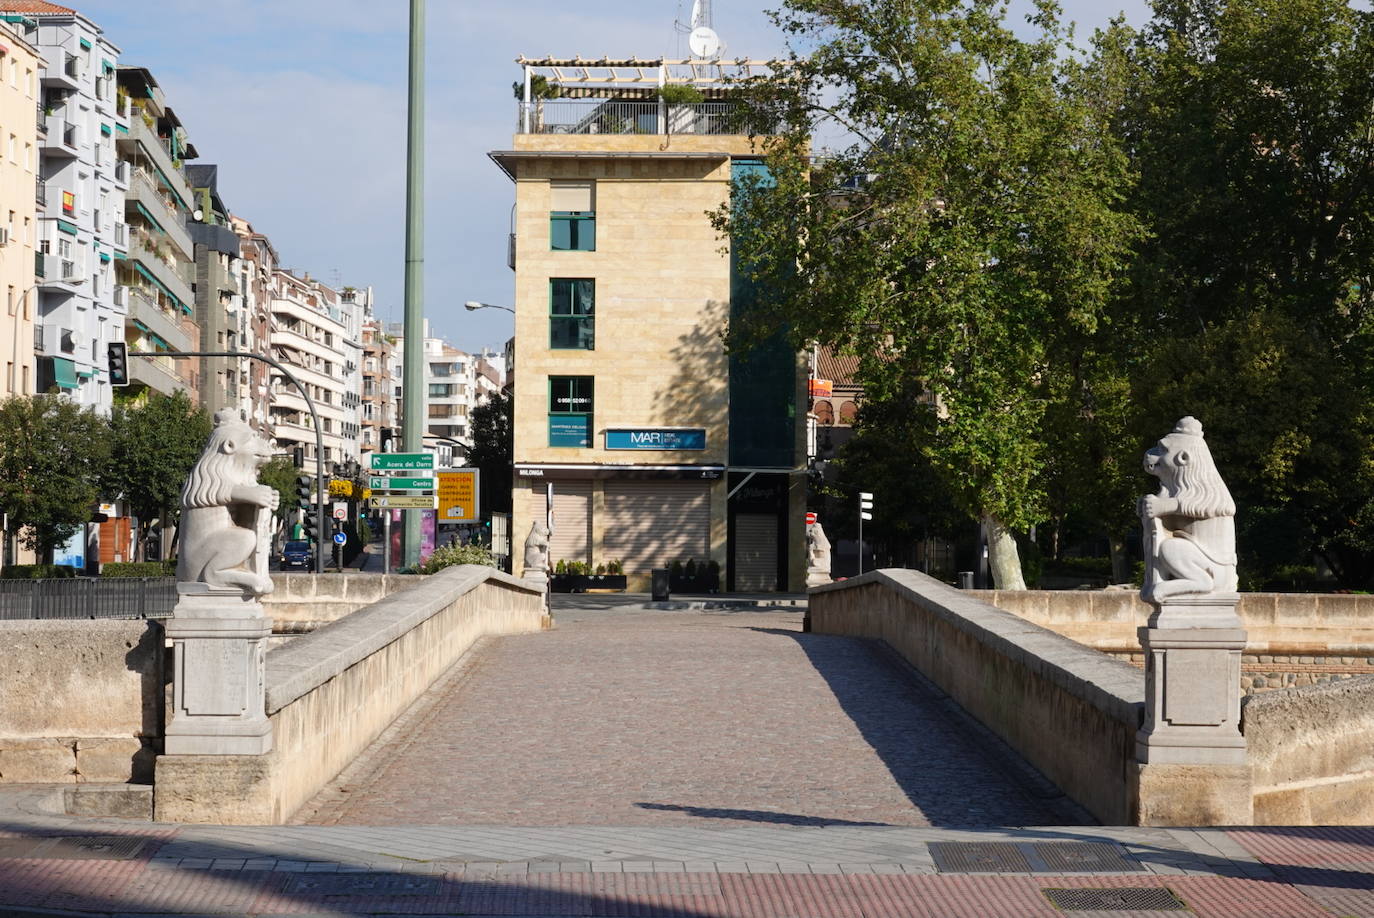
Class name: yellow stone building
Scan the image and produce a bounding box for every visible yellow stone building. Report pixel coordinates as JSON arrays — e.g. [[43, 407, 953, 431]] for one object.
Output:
[[0, 18, 40, 398], [491, 57, 807, 592]]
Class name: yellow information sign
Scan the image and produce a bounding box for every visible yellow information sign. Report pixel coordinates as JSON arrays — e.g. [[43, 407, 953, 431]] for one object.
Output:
[[437, 469, 480, 523]]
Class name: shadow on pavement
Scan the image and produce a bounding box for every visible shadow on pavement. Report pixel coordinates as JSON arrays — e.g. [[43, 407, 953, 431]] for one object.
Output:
[[634, 803, 890, 827]]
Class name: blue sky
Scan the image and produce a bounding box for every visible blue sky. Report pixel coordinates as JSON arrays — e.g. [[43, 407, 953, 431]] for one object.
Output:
[[74, 0, 1151, 355]]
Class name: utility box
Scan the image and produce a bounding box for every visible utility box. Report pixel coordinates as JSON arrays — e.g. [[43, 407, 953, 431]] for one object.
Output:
[[651, 568, 670, 602]]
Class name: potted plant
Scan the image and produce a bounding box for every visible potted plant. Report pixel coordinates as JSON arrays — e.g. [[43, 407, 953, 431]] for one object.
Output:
[[669, 558, 718, 593], [659, 83, 706, 134]]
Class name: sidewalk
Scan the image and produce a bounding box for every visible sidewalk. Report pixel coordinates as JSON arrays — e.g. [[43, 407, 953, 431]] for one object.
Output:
[[0, 792, 1361, 917]]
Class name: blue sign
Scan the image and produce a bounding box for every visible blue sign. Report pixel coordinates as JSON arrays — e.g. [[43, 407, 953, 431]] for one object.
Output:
[[549, 414, 592, 448], [605, 428, 706, 451], [333, 532, 347, 545]]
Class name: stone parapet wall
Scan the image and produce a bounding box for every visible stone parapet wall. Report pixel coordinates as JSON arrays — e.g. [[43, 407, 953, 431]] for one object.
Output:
[[0, 620, 164, 784], [1109, 649, 1372, 694], [263, 573, 414, 632], [810, 570, 1143, 825], [1243, 676, 1374, 824], [977, 589, 1374, 654], [155, 566, 547, 824]]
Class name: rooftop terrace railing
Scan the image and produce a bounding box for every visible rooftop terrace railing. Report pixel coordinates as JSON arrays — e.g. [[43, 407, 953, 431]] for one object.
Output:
[[517, 99, 750, 136]]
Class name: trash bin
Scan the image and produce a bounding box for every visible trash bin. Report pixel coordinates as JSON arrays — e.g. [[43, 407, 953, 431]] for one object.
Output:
[[958, 571, 975, 590], [651, 568, 670, 602]]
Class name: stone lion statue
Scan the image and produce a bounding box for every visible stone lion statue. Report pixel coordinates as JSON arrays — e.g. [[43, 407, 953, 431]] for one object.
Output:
[[523, 520, 550, 576], [177, 409, 280, 596], [806, 521, 832, 587], [1139, 416, 1237, 603]]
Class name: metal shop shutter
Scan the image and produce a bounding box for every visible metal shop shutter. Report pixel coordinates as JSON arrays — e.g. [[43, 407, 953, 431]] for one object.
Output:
[[603, 480, 710, 572], [733, 513, 778, 592], [530, 480, 592, 566]]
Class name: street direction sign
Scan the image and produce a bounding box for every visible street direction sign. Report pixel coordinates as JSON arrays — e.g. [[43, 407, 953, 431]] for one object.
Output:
[[333, 531, 347, 545], [369, 476, 435, 490], [369, 452, 434, 471], [373, 495, 438, 510]]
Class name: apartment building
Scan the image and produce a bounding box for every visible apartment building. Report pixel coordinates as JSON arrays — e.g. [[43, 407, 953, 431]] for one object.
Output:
[[268, 270, 359, 467], [360, 317, 396, 456], [115, 65, 197, 401], [389, 321, 483, 465], [491, 56, 805, 591], [231, 214, 277, 434], [185, 164, 244, 417], [3, 1, 127, 410], [0, 18, 40, 398]]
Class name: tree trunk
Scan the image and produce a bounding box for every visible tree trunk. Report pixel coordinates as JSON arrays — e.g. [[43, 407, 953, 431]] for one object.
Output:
[[1108, 532, 1129, 584], [983, 512, 1027, 591]]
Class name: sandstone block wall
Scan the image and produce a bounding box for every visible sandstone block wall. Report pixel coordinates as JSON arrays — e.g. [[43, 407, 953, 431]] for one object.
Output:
[[263, 572, 414, 632], [810, 570, 1144, 825], [1243, 676, 1374, 824], [0, 619, 164, 784], [155, 565, 547, 824], [979, 589, 1374, 693]]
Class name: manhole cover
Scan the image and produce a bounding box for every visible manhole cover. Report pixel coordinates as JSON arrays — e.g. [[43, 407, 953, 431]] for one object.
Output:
[[929, 842, 1031, 873], [1043, 887, 1188, 911], [1033, 842, 1141, 873], [0, 836, 146, 860], [283, 874, 443, 896]]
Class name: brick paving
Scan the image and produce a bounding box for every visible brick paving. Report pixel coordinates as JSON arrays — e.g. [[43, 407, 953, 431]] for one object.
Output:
[[298, 607, 1072, 828]]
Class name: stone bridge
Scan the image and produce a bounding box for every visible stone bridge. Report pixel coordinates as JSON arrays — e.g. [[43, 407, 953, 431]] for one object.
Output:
[[1, 567, 1370, 828]]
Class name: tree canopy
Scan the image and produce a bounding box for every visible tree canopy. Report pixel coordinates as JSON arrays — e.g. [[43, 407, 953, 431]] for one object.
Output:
[[0, 396, 110, 561], [715, 0, 1143, 588]]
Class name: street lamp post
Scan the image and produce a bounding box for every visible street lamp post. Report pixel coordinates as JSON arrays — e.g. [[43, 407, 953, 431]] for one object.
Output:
[[463, 301, 515, 314]]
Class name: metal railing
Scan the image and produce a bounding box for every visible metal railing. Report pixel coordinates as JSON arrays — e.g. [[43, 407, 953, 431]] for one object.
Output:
[[0, 577, 177, 620], [517, 100, 748, 136]]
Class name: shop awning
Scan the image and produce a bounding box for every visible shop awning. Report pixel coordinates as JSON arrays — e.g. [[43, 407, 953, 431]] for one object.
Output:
[[52, 357, 78, 390]]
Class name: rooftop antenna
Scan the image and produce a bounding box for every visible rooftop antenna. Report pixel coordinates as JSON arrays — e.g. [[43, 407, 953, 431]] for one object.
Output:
[[675, 0, 723, 59]]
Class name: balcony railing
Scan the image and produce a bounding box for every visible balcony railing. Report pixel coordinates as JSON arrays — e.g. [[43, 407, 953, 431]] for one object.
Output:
[[35, 178, 45, 206], [516, 99, 748, 135]]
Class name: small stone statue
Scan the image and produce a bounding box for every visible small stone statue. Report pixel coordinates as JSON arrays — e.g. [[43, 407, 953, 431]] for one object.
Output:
[[523, 520, 550, 577], [1139, 416, 1237, 603], [176, 409, 280, 596], [806, 520, 832, 587]]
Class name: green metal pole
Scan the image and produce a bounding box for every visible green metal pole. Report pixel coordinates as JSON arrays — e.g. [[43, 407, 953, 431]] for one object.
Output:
[[402, 0, 426, 568]]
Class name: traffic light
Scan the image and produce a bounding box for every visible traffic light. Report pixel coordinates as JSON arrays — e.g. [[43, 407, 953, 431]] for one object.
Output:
[[295, 474, 312, 509], [292, 446, 304, 468], [106, 342, 129, 387], [859, 491, 874, 521], [303, 505, 320, 545]]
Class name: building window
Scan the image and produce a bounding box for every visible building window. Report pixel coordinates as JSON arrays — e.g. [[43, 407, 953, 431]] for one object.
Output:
[[550, 180, 595, 251], [428, 383, 452, 397], [548, 375, 593, 448], [550, 278, 594, 349]]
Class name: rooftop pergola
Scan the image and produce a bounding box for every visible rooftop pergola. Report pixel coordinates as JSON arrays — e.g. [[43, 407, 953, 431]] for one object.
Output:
[[515, 55, 785, 97]]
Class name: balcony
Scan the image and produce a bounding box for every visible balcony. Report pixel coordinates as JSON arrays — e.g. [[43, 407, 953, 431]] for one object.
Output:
[[41, 54, 80, 91], [40, 118, 78, 157], [127, 352, 186, 397], [35, 178, 45, 206], [128, 168, 194, 258], [128, 231, 195, 309], [118, 116, 193, 211], [516, 99, 746, 135], [37, 255, 82, 290], [36, 108, 45, 135], [127, 287, 195, 353]]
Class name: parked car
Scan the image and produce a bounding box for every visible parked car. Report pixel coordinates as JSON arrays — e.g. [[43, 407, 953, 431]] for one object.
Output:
[[280, 540, 314, 571]]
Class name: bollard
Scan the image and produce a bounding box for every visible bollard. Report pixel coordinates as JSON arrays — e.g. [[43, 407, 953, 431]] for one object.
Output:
[[958, 571, 975, 590]]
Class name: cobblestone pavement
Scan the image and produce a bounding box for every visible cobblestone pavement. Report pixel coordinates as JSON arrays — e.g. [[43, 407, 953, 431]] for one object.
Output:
[[297, 607, 1078, 828]]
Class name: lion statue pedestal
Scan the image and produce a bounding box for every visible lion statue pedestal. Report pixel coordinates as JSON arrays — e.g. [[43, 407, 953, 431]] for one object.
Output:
[[1131, 417, 1251, 826], [162, 410, 277, 757]]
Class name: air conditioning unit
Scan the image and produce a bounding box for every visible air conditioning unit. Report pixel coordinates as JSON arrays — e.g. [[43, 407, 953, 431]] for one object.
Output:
[[0, 228, 9, 246]]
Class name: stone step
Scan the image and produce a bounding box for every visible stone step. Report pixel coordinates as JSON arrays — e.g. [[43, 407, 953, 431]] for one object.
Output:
[[63, 782, 152, 820]]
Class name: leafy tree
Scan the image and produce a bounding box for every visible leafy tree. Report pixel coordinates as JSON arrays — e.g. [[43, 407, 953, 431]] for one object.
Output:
[[258, 457, 301, 544], [1119, 0, 1374, 586], [467, 390, 513, 517], [103, 392, 211, 560], [714, 0, 1142, 588], [0, 396, 111, 562]]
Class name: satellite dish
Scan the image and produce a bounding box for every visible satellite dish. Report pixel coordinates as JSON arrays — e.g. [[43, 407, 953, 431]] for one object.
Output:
[[689, 26, 720, 58]]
